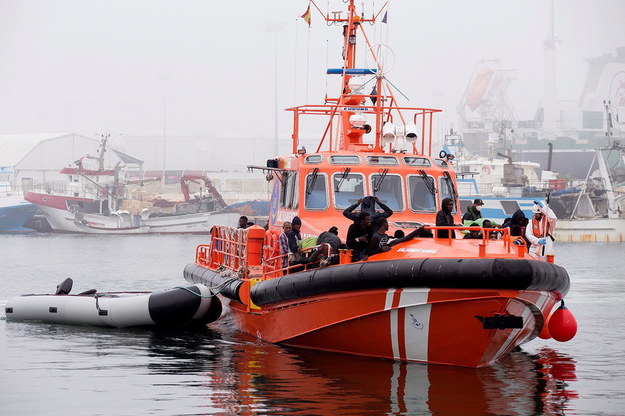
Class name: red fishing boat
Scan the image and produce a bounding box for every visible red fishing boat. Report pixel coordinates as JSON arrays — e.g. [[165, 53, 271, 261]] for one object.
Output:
[[184, 0, 575, 367]]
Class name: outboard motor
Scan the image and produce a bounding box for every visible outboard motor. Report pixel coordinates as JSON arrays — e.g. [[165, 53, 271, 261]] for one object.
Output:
[[55, 278, 73, 295]]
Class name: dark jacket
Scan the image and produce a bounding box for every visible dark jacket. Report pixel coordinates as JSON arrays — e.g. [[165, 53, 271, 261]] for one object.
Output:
[[316, 231, 342, 254], [436, 197, 456, 239], [369, 228, 421, 256], [343, 196, 393, 222], [287, 229, 302, 254], [346, 222, 371, 260], [462, 205, 482, 222]]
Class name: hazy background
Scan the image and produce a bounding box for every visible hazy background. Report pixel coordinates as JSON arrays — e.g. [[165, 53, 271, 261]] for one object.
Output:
[[1, 0, 624, 170]]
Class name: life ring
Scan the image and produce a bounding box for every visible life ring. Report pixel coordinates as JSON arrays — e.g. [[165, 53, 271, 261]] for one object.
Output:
[[481, 166, 491, 175]]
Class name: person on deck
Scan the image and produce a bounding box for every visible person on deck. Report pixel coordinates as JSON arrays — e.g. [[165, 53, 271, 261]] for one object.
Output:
[[368, 217, 424, 256], [463, 223, 482, 239], [278, 221, 292, 270], [287, 216, 309, 270], [238, 216, 248, 229], [462, 199, 484, 222], [525, 200, 557, 255], [436, 197, 457, 239], [346, 212, 372, 261], [343, 196, 393, 223]]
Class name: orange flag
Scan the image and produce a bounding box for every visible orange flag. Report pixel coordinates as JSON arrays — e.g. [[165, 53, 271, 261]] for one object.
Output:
[[301, 4, 311, 26]]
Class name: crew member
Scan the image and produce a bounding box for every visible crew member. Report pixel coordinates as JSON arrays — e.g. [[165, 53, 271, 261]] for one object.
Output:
[[525, 200, 557, 255]]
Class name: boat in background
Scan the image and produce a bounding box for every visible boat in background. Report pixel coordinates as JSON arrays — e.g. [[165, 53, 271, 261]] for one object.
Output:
[[0, 194, 38, 233], [182, 0, 576, 368], [24, 138, 242, 234]]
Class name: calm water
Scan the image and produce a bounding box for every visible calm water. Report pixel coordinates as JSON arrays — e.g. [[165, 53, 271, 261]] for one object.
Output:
[[1, 234, 624, 416]]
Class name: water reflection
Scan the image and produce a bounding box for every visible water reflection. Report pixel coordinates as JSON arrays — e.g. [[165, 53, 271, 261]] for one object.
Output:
[[146, 326, 579, 416], [4, 320, 578, 415]]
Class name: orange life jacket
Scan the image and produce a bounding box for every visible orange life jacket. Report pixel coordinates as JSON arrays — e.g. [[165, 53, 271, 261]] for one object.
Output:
[[531, 216, 550, 238]]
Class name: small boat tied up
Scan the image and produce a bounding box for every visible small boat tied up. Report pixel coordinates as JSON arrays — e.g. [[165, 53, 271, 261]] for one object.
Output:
[[183, 0, 577, 367]]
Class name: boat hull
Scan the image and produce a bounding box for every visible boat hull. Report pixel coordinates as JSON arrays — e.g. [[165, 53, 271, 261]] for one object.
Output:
[[219, 288, 554, 367], [0, 196, 38, 233], [184, 256, 567, 367], [27, 192, 240, 234], [4, 284, 221, 328], [554, 217, 625, 243]]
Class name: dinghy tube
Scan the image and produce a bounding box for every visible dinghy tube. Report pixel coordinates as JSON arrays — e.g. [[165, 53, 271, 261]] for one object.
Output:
[[5, 280, 222, 328]]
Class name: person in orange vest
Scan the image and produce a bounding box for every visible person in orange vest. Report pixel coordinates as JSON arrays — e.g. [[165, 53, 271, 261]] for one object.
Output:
[[525, 200, 556, 255]]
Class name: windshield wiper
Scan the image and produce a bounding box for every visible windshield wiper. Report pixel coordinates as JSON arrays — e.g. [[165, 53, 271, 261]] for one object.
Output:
[[419, 169, 436, 195], [306, 168, 320, 195], [444, 171, 457, 200], [373, 168, 389, 193], [334, 167, 351, 192]]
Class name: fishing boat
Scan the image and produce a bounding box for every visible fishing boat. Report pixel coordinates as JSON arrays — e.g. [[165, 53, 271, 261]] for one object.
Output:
[[24, 138, 240, 234], [4, 278, 221, 328], [183, 0, 576, 367], [0, 194, 38, 233]]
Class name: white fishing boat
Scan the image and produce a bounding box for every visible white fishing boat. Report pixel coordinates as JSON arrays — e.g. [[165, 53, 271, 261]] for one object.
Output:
[[24, 138, 240, 234]]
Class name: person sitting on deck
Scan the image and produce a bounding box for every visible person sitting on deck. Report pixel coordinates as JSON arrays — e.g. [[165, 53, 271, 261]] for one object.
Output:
[[308, 226, 344, 266], [368, 217, 424, 256], [463, 223, 482, 239], [343, 196, 393, 223], [435, 197, 457, 239], [346, 212, 372, 261]]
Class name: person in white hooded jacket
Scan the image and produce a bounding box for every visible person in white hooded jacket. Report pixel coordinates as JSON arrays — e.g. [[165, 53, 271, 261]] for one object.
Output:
[[525, 200, 557, 255]]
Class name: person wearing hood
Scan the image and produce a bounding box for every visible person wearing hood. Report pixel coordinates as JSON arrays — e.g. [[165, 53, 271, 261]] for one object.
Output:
[[343, 196, 393, 223], [436, 197, 457, 239], [525, 200, 557, 255], [462, 199, 484, 222]]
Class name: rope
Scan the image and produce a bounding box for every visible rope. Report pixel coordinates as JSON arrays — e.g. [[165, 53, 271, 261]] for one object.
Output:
[[174, 278, 240, 298]]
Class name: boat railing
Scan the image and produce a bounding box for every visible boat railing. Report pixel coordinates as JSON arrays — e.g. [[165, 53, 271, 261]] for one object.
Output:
[[26, 180, 102, 199], [195, 224, 537, 283]]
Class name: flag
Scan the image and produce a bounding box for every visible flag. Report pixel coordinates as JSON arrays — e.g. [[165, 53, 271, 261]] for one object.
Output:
[[301, 4, 311, 26], [381, 11, 388, 23]]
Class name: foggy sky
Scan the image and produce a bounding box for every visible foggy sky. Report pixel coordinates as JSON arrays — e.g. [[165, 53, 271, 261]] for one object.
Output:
[[1, 0, 624, 153]]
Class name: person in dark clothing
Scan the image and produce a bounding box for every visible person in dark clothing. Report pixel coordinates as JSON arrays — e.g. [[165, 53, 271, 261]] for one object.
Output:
[[463, 222, 482, 239], [238, 216, 248, 229], [436, 197, 457, 239], [343, 196, 393, 222], [369, 217, 424, 256], [310, 226, 344, 265], [346, 212, 372, 261], [462, 199, 484, 222], [287, 216, 309, 269], [502, 209, 527, 230]]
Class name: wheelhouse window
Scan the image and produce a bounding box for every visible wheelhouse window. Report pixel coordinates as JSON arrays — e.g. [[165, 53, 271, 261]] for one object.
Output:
[[371, 173, 403, 211], [332, 172, 365, 209], [304, 155, 323, 164], [366, 155, 399, 166], [407, 174, 436, 212], [403, 157, 431, 167], [329, 155, 360, 165], [304, 171, 328, 210], [439, 175, 457, 213], [280, 171, 298, 209], [433, 159, 449, 168]]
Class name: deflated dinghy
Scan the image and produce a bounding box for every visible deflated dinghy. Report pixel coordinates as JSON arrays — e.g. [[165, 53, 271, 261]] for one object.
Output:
[[4, 278, 222, 328]]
